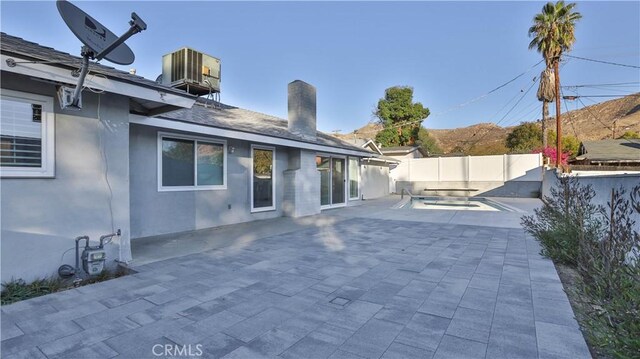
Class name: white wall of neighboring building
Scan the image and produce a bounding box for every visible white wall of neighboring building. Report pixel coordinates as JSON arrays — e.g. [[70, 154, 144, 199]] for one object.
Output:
[[361, 162, 390, 199]]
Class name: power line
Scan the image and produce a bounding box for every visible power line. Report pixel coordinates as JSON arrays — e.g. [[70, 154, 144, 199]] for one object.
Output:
[[574, 96, 613, 135], [378, 60, 545, 131], [564, 54, 640, 69], [466, 77, 538, 152], [565, 94, 639, 98], [563, 81, 640, 88], [429, 59, 544, 118], [462, 59, 575, 152], [560, 87, 579, 138]]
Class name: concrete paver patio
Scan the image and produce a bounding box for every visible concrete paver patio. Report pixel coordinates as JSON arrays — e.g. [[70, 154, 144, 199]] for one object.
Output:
[[1, 197, 590, 358]]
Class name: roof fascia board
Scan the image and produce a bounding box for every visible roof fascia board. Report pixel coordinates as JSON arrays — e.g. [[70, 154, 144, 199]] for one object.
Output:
[[1, 54, 195, 109], [130, 115, 374, 157], [362, 139, 383, 155]]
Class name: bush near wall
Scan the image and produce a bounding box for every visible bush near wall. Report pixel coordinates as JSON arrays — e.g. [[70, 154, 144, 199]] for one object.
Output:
[[522, 178, 640, 358]]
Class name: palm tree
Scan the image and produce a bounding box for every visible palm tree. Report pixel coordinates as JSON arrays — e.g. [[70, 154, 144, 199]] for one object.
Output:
[[528, 1, 581, 155]]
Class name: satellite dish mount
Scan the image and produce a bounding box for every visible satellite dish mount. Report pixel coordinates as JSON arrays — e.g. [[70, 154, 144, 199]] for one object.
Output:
[[56, 0, 147, 109]]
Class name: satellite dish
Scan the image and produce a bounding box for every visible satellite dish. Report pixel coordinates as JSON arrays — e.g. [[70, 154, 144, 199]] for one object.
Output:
[[55, 0, 147, 109], [57, 0, 135, 65]]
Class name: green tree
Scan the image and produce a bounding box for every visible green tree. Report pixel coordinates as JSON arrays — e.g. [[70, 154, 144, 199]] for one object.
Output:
[[619, 130, 640, 140], [416, 127, 442, 155], [548, 130, 580, 157], [528, 1, 582, 150], [506, 122, 543, 153], [374, 87, 430, 147]]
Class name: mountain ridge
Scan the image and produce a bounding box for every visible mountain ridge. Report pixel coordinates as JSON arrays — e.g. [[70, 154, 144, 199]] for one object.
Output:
[[334, 93, 640, 154]]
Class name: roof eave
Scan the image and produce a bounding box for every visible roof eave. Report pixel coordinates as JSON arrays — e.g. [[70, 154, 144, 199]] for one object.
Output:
[[131, 114, 374, 157], [1, 52, 196, 113]]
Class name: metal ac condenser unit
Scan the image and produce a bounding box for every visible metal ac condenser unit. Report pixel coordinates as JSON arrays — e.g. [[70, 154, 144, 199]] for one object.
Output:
[[162, 47, 220, 96]]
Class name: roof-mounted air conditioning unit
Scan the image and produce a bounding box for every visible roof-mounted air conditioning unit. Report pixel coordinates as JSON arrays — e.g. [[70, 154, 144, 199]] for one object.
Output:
[[162, 47, 220, 96]]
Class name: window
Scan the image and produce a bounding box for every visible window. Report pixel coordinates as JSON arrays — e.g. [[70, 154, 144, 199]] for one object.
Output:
[[349, 157, 360, 200], [0, 90, 54, 177], [158, 132, 226, 191], [251, 145, 275, 212]]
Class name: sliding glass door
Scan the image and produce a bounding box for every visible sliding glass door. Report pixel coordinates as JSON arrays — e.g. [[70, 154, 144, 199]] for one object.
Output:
[[317, 155, 347, 208]]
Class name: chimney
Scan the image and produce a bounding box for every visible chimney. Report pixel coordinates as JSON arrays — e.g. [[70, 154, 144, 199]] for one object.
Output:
[[288, 80, 316, 140]]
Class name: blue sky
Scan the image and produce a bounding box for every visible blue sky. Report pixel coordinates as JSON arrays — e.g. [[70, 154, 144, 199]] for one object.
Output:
[[2, 1, 639, 133]]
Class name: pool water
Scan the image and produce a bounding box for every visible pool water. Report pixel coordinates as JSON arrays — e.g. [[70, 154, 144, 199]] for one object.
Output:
[[406, 197, 516, 212]]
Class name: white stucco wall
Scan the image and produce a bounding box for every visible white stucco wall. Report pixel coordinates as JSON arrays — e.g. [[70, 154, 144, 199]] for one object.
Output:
[[361, 162, 390, 199], [542, 169, 640, 230]]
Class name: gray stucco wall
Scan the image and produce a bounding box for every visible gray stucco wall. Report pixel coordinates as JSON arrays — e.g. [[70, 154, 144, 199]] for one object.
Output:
[[1, 72, 131, 283], [129, 124, 288, 239], [283, 149, 321, 217]]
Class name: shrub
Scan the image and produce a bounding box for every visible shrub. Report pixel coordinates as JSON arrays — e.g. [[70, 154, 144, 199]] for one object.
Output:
[[521, 176, 601, 265], [534, 146, 571, 166], [1, 277, 64, 305], [522, 180, 640, 358], [1, 267, 130, 305], [578, 186, 640, 358]]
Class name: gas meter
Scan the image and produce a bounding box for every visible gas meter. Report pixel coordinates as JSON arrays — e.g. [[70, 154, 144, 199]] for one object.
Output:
[[58, 230, 120, 281], [82, 247, 106, 275]]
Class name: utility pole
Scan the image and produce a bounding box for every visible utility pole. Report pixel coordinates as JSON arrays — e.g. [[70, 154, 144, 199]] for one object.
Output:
[[554, 58, 562, 169]]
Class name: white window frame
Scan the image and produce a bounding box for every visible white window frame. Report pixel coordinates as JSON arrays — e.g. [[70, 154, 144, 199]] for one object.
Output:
[[250, 144, 276, 213], [348, 156, 361, 201], [157, 131, 227, 192], [0, 90, 55, 178]]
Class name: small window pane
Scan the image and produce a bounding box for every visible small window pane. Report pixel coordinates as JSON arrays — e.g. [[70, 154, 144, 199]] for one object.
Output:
[[253, 148, 274, 208], [197, 142, 224, 186], [0, 98, 42, 167], [162, 138, 194, 186]]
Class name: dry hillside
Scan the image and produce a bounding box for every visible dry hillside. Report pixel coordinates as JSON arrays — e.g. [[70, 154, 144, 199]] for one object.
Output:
[[335, 93, 640, 154]]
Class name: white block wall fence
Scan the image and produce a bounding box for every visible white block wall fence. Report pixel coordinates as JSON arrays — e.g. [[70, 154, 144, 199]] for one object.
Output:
[[391, 153, 544, 197], [542, 170, 640, 231]]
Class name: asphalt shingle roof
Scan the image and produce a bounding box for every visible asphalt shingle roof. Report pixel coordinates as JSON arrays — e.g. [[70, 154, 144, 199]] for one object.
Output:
[[159, 99, 371, 153], [0, 32, 194, 98], [577, 139, 640, 162]]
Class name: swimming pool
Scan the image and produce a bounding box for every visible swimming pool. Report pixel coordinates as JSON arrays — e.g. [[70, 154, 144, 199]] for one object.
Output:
[[404, 196, 517, 212]]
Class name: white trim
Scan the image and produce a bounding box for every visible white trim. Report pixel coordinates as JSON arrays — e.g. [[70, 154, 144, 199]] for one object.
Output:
[[131, 115, 372, 157], [1, 54, 195, 109], [157, 131, 227, 192], [362, 139, 383, 155], [348, 156, 361, 200], [250, 144, 276, 213], [0, 89, 55, 178]]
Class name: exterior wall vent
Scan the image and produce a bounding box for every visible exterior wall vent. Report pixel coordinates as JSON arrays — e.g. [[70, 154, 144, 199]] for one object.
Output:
[[162, 47, 220, 96]]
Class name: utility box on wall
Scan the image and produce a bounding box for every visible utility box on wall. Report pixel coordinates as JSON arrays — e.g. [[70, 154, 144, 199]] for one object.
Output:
[[162, 47, 220, 96]]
